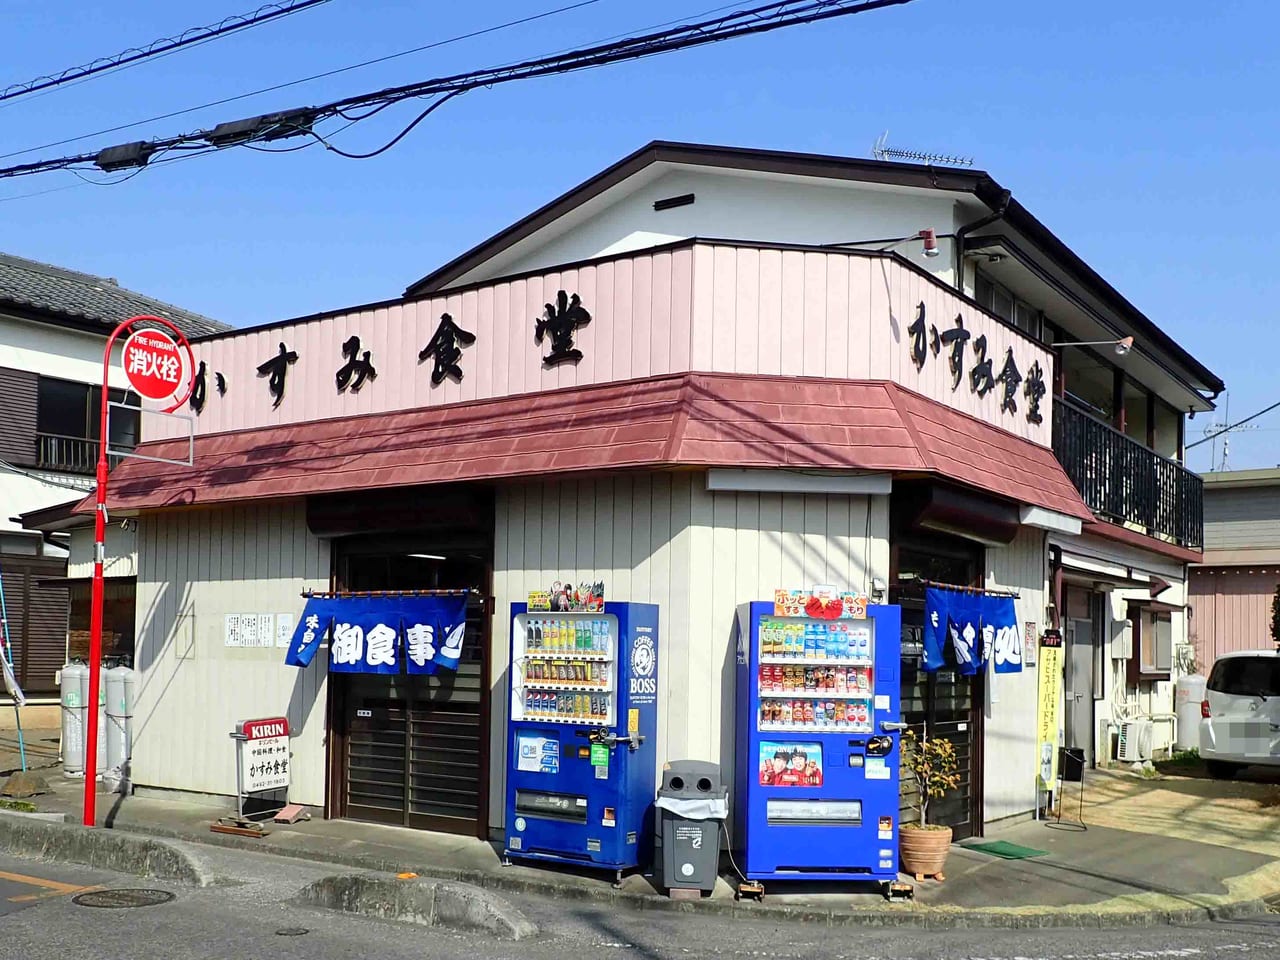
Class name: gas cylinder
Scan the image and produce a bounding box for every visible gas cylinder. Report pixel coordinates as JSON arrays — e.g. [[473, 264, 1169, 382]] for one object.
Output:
[[60, 660, 87, 777], [1175, 672, 1207, 752], [105, 658, 137, 770], [76, 660, 107, 776]]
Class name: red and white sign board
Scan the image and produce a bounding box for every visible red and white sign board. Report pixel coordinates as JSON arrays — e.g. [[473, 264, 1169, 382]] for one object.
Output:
[[122, 329, 185, 401], [234, 716, 290, 793]]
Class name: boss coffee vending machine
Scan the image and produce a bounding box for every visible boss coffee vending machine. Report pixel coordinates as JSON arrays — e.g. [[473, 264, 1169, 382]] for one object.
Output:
[[504, 601, 658, 882]]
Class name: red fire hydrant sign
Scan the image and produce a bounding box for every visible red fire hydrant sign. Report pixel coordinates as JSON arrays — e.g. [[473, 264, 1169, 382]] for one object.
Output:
[[122, 329, 185, 401]]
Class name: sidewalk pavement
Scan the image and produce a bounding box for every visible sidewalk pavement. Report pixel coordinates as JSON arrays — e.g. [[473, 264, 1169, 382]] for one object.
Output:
[[0, 726, 61, 778], [12, 764, 1280, 928]]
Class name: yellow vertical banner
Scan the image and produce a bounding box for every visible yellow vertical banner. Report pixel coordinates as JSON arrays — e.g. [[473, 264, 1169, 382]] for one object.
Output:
[[1035, 628, 1064, 790]]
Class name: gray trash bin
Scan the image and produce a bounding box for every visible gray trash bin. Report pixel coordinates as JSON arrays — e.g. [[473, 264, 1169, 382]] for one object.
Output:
[[655, 760, 728, 896]]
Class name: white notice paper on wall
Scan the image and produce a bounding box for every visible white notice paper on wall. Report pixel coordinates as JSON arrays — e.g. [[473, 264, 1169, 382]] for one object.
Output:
[[224, 614, 242, 647], [256, 614, 275, 648], [240, 615, 260, 648], [276, 614, 294, 648]]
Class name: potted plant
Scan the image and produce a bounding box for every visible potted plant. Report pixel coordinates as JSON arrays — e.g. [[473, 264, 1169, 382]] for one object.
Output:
[[899, 729, 962, 881]]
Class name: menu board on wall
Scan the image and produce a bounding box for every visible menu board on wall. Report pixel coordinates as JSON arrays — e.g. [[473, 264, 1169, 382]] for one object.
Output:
[[225, 613, 289, 648]]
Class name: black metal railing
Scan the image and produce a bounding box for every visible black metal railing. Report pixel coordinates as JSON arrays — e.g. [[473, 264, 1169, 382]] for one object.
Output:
[[35, 432, 96, 474], [34, 432, 127, 475], [1052, 398, 1203, 550]]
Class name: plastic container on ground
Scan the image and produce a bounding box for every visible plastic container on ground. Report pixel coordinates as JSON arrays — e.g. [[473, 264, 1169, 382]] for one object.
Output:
[[654, 760, 728, 896]]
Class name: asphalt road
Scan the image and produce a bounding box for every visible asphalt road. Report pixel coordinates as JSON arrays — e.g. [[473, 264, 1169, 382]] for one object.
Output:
[[0, 850, 1276, 960]]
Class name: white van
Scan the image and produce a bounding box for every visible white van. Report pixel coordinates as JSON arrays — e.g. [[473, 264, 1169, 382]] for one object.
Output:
[[1199, 650, 1280, 779]]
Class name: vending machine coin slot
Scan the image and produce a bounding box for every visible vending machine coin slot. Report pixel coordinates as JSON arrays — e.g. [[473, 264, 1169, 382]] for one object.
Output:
[[865, 735, 893, 757]]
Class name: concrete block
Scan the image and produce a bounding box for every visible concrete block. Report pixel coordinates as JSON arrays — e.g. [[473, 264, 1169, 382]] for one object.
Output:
[[296, 874, 536, 940], [0, 811, 209, 885]]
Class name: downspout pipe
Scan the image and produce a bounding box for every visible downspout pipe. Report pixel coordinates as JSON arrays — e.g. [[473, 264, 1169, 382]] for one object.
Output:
[[954, 187, 1013, 292]]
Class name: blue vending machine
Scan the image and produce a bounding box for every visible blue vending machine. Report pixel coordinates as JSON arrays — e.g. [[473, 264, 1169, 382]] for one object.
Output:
[[504, 602, 658, 882], [734, 601, 903, 891]]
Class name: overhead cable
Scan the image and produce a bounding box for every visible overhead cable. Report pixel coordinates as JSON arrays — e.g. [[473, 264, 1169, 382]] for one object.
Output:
[[0, 0, 334, 106], [0, 0, 916, 182], [0, 0, 604, 163]]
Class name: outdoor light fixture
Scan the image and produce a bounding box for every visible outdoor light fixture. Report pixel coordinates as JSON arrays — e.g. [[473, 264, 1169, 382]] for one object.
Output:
[[878, 229, 940, 258], [1051, 336, 1134, 357], [827, 230, 945, 259]]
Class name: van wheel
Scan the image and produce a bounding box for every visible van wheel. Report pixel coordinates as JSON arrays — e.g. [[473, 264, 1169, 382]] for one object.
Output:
[[1205, 760, 1241, 780]]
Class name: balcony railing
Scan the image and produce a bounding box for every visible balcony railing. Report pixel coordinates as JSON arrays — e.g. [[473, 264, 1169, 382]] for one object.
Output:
[[35, 433, 126, 476], [1052, 398, 1203, 550]]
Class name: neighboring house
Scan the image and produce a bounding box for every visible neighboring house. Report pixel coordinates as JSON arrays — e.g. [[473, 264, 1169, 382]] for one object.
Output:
[[0, 252, 226, 697], [92, 142, 1218, 843], [1189, 469, 1280, 669]]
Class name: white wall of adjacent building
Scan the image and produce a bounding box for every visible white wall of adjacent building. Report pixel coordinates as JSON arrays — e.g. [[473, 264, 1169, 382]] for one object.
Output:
[[0, 315, 129, 388]]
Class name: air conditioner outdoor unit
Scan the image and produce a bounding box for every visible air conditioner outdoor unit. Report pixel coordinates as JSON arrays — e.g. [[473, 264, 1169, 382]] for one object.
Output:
[[1117, 720, 1153, 762]]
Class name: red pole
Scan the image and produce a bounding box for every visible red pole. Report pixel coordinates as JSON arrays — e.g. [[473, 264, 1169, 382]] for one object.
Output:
[[84, 316, 193, 828]]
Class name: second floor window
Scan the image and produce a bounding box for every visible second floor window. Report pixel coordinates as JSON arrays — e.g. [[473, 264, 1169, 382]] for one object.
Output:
[[36, 376, 140, 473], [975, 272, 1043, 341]]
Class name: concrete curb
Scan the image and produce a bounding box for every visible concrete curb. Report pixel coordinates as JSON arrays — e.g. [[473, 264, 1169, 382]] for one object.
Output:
[[0, 811, 210, 886], [88, 818, 1277, 930], [297, 874, 537, 940]]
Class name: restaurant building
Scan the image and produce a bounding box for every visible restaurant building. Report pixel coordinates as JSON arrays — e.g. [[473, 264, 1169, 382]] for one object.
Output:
[[99, 142, 1219, 840]]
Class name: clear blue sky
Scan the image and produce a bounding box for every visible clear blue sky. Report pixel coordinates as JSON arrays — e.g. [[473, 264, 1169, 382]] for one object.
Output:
[[2, 1, 1276, 471]]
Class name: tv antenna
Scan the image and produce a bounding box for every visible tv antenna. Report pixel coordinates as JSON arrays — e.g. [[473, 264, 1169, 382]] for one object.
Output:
[[872, 131, 973, 167], [1200, 392, 1258, 471]]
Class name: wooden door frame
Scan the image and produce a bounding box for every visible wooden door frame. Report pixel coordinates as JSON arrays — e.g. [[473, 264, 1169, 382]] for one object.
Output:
[[888, 533, 987, 839], [323, 537, 495, 840]]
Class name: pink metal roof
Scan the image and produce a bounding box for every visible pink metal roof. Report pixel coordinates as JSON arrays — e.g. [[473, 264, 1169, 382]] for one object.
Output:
[[93, 373, 1092, 521]]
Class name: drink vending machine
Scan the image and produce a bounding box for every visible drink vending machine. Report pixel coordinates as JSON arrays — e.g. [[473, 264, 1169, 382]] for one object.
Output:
[[733, 601, 904, 893], [504, 602, 658, 882]]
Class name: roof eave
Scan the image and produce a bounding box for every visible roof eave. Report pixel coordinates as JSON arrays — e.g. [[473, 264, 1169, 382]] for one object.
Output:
[[403, 140, 994, 297]]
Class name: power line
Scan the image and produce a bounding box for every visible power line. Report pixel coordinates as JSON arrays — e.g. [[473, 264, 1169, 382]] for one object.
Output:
[[1185, 398, 1280, 450], [0, 0, 605, 163], [0, 0, 916, 182], [0, 0, 334, 106]]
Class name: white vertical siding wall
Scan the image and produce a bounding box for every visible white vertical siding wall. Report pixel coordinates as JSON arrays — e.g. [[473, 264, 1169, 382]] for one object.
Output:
[[982, 526, 1048, 824], [133, 501, 331, 804], [68, 526, 136, 580], [491, 473, 889, 830]]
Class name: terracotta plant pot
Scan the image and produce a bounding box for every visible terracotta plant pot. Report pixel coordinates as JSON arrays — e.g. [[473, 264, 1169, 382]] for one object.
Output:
[[900, 824, 953, 880]]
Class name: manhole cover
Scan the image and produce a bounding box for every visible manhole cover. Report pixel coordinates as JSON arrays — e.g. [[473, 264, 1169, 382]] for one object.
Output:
[[275, 928, 310, 937], [73, 888, 176, 909]]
